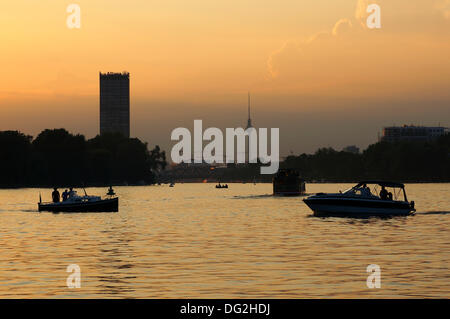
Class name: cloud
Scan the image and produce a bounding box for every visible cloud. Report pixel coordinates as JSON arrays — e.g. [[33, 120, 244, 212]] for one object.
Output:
[[267, 42, 295, 79], [265, 0, 450, 99], [435, 0, 450, 19], [267, 3, 363, 80], [332, 19, 353, 36], [355, 0, 371, 27], [266, 25, 346, 79], [267, 0, 380, 79]]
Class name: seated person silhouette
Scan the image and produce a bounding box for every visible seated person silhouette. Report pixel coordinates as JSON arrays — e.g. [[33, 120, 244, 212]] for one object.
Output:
[[361, 184, 371, 197], [379, 186, 388, 200], [62, 189, 69, 201]]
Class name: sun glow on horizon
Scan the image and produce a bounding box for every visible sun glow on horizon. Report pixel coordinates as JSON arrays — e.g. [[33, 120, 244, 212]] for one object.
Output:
[[0, 0, 449, 154]]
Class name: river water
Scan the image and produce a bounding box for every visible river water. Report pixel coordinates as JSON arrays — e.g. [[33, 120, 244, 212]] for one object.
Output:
[[0, 183, 448, 298]]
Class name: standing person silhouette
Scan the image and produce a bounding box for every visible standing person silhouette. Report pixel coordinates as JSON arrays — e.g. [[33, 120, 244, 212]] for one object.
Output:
[[52, 188, 60, 203]]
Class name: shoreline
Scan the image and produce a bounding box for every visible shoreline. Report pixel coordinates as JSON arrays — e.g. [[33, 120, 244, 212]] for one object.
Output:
[[1, 180, 449, 190]]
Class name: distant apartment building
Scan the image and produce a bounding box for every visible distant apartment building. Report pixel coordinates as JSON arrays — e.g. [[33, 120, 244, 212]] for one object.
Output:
[[381, 125, 448, 143], [99, 72, 130, 138], [342, 145, 360, 154]]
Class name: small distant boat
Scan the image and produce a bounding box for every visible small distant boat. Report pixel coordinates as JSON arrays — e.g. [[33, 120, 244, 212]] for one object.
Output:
[[303, 181, 415, 217], [216, 183, 228, 189], [38, 188, 118, 213], [273, 169, 305, 196], [169, 183, 175, 187]]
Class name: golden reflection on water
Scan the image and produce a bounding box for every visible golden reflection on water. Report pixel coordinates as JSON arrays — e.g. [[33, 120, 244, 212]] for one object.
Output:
[[0, 183, 449, 298]]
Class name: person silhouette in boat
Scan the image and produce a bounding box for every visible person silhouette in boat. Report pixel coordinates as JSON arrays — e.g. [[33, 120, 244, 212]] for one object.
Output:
[[52, 188, 60, 203], [68, 187, 76, 199], [379, 186, 388, 200], [361, 184, 371, 197], [107, 186, 115, 196], [62, 189, 69, 201]]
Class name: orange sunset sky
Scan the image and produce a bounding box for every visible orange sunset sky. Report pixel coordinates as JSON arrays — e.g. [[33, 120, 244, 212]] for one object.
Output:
[[0, 0, 449, 155]]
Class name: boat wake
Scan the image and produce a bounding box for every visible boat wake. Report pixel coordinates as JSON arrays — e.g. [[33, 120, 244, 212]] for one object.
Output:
[[233, 193, 312, 200], [232, 194, 273, 200], [0, 208, 36, 213], [416, 211, 450, 215]]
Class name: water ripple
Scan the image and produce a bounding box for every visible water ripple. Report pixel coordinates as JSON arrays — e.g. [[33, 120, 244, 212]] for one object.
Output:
[[0, 183, 448, 298]]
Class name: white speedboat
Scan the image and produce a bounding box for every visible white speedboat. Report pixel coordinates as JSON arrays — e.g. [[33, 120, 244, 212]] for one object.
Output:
[[303, 181, 415, 217]]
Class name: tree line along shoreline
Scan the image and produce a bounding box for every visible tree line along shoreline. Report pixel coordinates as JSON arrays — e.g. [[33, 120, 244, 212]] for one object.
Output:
[[0, 129, 166, 188], [279, 134, 450, 183], [0, 129, 449, 188]]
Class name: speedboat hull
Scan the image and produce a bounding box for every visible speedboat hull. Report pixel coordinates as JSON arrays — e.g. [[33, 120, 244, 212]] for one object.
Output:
[[303, 196, 414, 217], [38, 197, 118, 213]]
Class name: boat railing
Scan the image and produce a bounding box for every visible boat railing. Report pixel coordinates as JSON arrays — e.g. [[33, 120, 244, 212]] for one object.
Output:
[[342, 183, 410, 203], [41, 195, 103, 205]]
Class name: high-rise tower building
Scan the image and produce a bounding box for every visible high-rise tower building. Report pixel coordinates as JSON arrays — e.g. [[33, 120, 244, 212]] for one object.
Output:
[[245, 92, 256, 163], [246, 92, 253, 130], [99, 72, 130, 138]]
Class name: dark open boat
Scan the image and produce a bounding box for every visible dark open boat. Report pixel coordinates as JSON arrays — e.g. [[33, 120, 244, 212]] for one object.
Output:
[[303, 181, 415, 217], [39, 197, 118, 213], [38, 189, 118, 213], [273, 169, 306, 196]]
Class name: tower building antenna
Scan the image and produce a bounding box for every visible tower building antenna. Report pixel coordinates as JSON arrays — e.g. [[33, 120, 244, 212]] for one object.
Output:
[[246, 91, 252, 129]]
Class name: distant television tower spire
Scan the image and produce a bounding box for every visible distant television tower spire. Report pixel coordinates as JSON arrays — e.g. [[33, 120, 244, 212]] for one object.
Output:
[[246, 91, 253, 129]]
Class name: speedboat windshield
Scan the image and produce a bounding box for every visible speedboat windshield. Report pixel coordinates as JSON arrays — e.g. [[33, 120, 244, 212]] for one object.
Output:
[[342, 182, 407, 201], [343, 184, 377, 198]]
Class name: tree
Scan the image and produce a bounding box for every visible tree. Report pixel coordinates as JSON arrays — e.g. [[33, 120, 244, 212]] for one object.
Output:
[[0, 131, 32, 187], [32, 129, 86, 186], [86, 133, 167, 185]]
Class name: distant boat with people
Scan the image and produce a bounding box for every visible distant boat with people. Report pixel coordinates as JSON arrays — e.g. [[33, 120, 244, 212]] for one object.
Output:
[[273, 169, 306, 196], [216, 183, 228, 189], [303, 181, 416, 217], [38, 187, 118, 213]]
